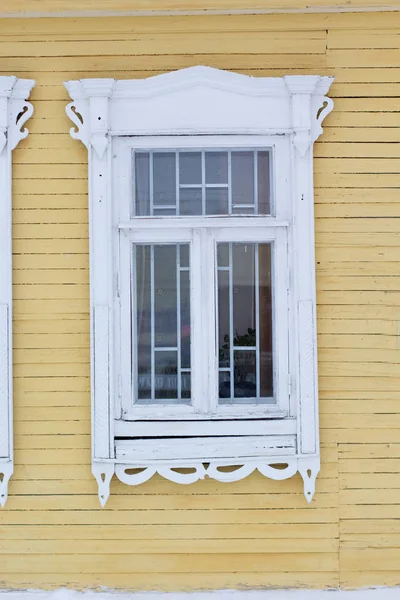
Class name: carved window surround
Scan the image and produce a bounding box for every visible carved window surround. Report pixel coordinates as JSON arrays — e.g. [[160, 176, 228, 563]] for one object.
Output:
[[0, 76, 35, 506], [64, 66, 334, 506]]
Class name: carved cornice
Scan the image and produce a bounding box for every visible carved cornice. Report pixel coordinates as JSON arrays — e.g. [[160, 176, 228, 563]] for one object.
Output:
[[65, 67, 334, 142]]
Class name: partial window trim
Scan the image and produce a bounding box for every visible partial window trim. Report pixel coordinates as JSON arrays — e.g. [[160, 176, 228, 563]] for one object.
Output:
[[64, 66, 334, 506], [0, 76, 35, 507]]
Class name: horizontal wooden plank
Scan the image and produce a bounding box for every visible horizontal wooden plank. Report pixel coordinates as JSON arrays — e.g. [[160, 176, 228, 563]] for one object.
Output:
[[0, 522, 338, 540], [0, 35, 328, 57], [3, 493, 337, 512], [0, 538, 337, 554], [0, 508, 339, 526], [0, 571, 339, 590], [0, 552, 339, 573]]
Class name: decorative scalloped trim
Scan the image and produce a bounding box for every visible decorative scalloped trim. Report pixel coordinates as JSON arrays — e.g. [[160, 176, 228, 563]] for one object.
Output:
[[89, 456, 322, 508]]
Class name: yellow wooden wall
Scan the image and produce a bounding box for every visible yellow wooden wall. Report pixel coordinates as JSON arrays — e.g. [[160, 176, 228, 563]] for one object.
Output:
[[0, 10, 399, 591]]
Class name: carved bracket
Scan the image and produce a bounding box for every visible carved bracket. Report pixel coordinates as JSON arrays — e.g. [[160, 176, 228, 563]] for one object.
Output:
[[65, 100, 89, 149], [285, 75, 334, 157], [9, 99, 34, 151], [64, 79, 115, 159], [0, 77, 35, 154], [92, 462, 114, 508], [0, 462, 13, 508]]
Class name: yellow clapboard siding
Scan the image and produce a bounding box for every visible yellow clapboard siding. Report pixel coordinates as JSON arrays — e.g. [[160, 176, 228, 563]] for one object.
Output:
[[0, 36, 327, 57], [0, 552, 339, 573], [2, 9, 400, 593], [0, 538, 338, 555], [0, 522, 338, 539], [0, 508, 339, 526], [2, 0, 400, 13], [0, 572, 338, 591]]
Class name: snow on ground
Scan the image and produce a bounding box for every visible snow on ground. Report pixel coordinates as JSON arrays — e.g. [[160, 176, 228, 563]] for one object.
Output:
[[0, 589, 399, 600]]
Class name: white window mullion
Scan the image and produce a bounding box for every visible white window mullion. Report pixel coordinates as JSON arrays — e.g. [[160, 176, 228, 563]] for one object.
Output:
[[274, 228, 290, 416], [202, 229, 218, 414], [191, 229, 204, 413]]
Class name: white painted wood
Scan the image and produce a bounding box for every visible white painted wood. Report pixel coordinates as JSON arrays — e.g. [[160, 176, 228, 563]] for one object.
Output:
[[64, 66, 333, 506], [0, 77, 35, 507], [92, 461, 114, 508], [93, 306, 111, 459], [114, 454, 320, 501], [116, 436, 296, 462], [0, 305, 10, 458], [114, 417, 296, 438]]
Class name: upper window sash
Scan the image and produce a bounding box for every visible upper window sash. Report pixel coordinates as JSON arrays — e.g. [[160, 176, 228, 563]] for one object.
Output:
[[115, 135, 291, 227]]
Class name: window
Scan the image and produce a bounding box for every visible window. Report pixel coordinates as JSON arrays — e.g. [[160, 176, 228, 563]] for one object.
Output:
[[64, 66, 334, 506], [0, 76, 35, 506]]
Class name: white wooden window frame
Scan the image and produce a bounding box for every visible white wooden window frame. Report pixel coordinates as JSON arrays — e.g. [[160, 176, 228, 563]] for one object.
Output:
[[64, 66, 334, 507], [0, 76, 35, 507], [116, 135, 290, 424]]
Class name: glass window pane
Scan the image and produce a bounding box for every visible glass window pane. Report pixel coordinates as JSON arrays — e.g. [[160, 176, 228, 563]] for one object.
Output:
[[232, 151, 254, 207], [219, 371, 230, 400], [206, 188, 228, 215], [136, 245, 151, 399], [154, 245, 177, 347], [134, 244, 191, 405], [232, 243, 256, 348], [180, 152, 202, 185], [259, 244, 273, 397], [234, 350, 256, 399], [217, 243, 229, 268], [134, 152, 150, 216], [205, 151, 228, 184], [217, 242, 274, 405], [153, 207, 176, 216], [180, 270, 191, 369], [218, 270, 230, 368], [155, 350, 178, 401], [180, 188, 202, 216], [153, 152, 176, 207], [232, 206, 254, 215], [258, 151, 271, 215], [180, 244, 189, 268]]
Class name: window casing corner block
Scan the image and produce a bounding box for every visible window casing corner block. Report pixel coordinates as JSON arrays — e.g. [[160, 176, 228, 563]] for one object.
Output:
[[64, 66, 334, 507]]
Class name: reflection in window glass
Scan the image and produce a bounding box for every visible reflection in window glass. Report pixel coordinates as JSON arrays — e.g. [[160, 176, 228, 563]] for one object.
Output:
[[217, 242, 273, 405], [133, 150, 271, 216], [134, 244, 191, 404]]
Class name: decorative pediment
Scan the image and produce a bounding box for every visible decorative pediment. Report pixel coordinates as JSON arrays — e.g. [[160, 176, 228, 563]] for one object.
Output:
[[65, 66, 334, 150]]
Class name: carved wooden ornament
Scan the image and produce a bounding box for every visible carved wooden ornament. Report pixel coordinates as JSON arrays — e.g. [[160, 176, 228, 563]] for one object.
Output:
[[64, 66, 334, 507]]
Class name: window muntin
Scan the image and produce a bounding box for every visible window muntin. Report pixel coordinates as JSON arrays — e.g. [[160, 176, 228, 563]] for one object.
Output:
[[133, 149, 272, 217]]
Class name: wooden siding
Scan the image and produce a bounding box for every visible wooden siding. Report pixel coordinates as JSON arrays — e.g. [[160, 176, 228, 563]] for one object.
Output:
[[0, 10, 399, 591], [2, 0, 400, 16]]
